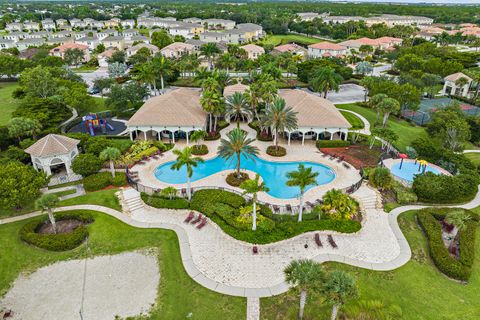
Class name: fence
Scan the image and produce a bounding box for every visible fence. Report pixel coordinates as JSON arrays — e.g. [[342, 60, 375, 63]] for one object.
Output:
[[48, 173, 83, 186], [126, 168, 364, 215]]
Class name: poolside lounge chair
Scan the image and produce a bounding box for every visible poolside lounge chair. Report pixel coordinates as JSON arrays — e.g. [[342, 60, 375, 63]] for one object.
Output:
[[184, 212, 194, 223], [306, 201, 314, 210], [314, 233, 323, 247], [286, 204, 292, 212], [181, 188, 187, 197], [273, 205, 280, 213], [252, 246, 258, 254], [191, 214, 203, 224], [327, 235, 338, 248], [342, 163, 351, 169], [197, 217, 207, 229]]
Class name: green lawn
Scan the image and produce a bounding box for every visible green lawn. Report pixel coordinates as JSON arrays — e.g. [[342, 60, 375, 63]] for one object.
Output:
[[0, 210, 245, 319], [261, 208, 480, 320], [50, 189, 77, 198], [336, 103, 428, 152], [260, 34, 322, 46], [88, 96, 111, 114], [465, 152, 480, 166], [0, 82, 20, 126], [58, 188, 122, 211], [340, 110, 365, 130]]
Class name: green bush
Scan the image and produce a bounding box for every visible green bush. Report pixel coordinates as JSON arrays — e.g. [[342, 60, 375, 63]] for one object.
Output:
[[141, 192, 189, 209], [71, 153, 103, 177], [316, 140, 351, 148], [417, 208, 477, 281], [393, 182, 417, 204], [412, 172, 479, 204], [19, 210, 94, 251], [191, 144, 208, 155], [83, 172, 127, 191], [112, 173, 127, 187], [369, 167, 393, 190], [266, 145, 286, 157], [249, 121, 273, 141], [226, 172, 250, 187]]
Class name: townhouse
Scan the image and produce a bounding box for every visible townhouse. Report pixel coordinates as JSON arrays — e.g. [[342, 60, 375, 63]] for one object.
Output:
[[160, 42, 195, 58], [308, 41, 347, 58]]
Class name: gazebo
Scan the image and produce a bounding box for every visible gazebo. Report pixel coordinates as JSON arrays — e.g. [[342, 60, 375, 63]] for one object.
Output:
[[25, 134, 80, 176]]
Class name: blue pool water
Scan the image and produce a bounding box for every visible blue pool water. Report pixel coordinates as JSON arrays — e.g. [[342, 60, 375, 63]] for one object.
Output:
[[154, 155, 336, 199], [390, 161, 440, 182]]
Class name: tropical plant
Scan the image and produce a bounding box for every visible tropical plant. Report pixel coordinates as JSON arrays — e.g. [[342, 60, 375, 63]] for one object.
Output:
[[240, 174, 269, 231], [190, 130, 207, 146], [218, 53, 237, 73], [377, 97, 400, 128], [225, 92, 252, 128], [170, 146, 204, 201], [218, 128, 259, 178], [286, 164, 318, 222], [309, 67, 343, 98], [321, 189, 359, 220], [200, 88, 223, 133], [369, 93, 388, 124], [200, 43, 220, 70], [152, 55, 173, 92], [355, 61, 373, 75], [445, 210, 472, 240], [35, 194, 60, 234], [134, 61, 157, 95], [263, 98, 298, 150], [284, 259, 324, 320], [322, 270, 358, 320], [160, 186, 178, 200], [100, 147, 121, 178]]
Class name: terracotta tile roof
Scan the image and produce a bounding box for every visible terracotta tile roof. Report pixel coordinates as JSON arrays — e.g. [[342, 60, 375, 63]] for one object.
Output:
[[240, 44, 265, 53], [160, 42, 195, 52], [50, 42, 88, 53], [127, 88, 206, 127], [278, 90, 351, 129], [223, 83, 249, 97], [273, 43, 307, 53], [25, 134, 80, 157], [308, 41, 346, 50], [444, 72, 472, 83]]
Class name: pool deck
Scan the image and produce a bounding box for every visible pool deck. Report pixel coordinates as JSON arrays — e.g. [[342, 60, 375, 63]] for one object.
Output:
[[131, 123, 361, 207]]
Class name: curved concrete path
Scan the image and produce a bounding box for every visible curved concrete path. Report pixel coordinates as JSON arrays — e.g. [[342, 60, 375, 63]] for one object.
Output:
[[337, 108, 371, 135], [2, 185, 480, 299]]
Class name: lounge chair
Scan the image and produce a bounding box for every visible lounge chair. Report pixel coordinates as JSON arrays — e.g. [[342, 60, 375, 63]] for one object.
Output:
[[286, 204, 292, 212], [191, 214, 203, 224], [273, 205, 280, 213], [342, 163, 350, 169], [197, 217, 207, 229], [252, 246, 258, 254], [184, 212, 194, 223], [315, 233, 323, 247], [306, 201, 314, 209], [327, 235, 338, 248]]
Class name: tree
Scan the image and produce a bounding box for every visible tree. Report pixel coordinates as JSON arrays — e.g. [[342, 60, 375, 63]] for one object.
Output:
[[71, 153, 103, 177], [377, 97, 400, 128], [151, 30, 173, 49], [107, 50, 126, 64], [160, 186, 177, 200], [355, 61, 373, 75], [106, 82, 149, 113], [93, 43, 105, 54], [321, 189, 359, 220], [445, 210, 472, 241], [152, 55, 173, 92], [263, 98, 298, 150], [135, 61, 157, 95], [190, 130, 207, 146], [286, 164, 319, 222], [108, 62, 128, 78], [225, 92, 252, 128], [200, 87, 223, 133], [200, 43, 220, 70], [63, 48, 85, 66], [170, 146, 204, 200], [240, 174, 269, 231], [19, 65, 58, 98], [35, 194, 60, 234], [284, 259, 324, 320], [92, 77, 115, 96], [369, 93, 388, 124], [0, 161, 47, 210], [217, 53, 237, 73], [218, 128, 259, 178], [322, 270, 358, 320], [309, 67, 343, 98], [100, 147, 121, 178], [8, 117, 42, 142], [427, 107, 471, 151]]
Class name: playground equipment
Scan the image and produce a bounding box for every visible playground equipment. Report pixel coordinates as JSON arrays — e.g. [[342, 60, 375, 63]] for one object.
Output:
[[81, 113, 115, 136]]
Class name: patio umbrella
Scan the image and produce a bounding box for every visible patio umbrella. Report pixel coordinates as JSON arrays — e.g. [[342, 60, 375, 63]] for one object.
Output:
[[399, 153, 408, 170]]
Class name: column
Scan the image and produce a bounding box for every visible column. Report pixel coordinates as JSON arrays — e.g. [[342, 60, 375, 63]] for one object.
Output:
[[288, 132, 291, 146], [157, 131, 161, 141], [301, 132, 305, 146], [143, 131, 147, 140], [316, 132, 319, 140], [129, 130, 133, 141], [186, 130, 189, 144], [172, 131, 175, 143], [65, 161, 72, 175], [344, 130, 348, 141], [330, 131, 334, 140], [45, 165, 52, 176]]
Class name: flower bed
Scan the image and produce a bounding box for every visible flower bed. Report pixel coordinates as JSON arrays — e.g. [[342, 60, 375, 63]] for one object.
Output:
[[191, 144, 208, 156], [266, 146, 286, 157], [226, 172, 249, 187], [320, 145, 383, 169]]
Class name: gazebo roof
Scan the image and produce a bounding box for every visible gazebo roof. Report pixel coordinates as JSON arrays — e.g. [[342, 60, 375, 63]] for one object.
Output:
[[223, 83, 249, 97], [25, 134, 80, 158]]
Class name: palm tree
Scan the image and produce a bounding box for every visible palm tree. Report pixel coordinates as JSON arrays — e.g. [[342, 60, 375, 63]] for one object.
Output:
[[135, 62, 157, 95], [194, 67, 212, 86], [263, 98, 298, 150], [200, 88, 223, 133], [245, 81, 262, 120], [100, 147, 121, 178], [377, 97, 400, 128], [212, 69, 233, 93], [190, 130, 207, 147], [152, 55, 173, 93], [200, 43, 220, 70], [240, 174, 269, 231], [218, 53, 237, 73], [321, 189, 358, 220], [160, 186, 177, 200], [369, 93, 388, 124], [309, 67, 343, 98], [284, 259, 324, 320], [445, 210, 472, 241], [286, 164, 319, 222], [170, 146, 204, 201], [355, 61, 373, 75], [35, 194, 60, 234], [225, 92, 252, 128], [218, 128, 259, 178], [322, 270, 358, 320]]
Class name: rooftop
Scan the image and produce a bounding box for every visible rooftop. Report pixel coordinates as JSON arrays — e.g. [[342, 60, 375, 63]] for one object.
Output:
[[25, 134, 80, 158]]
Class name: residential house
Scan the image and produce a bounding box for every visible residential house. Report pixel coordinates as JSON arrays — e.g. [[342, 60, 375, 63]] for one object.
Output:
[[73, 31, 92, 40], [47, 36, 74, 46], [26, 31, 49, 39], [203, 19, 236, 30], [160, 42, 195, 58], [240, 44, 265, 60], [16, 38, 46, 51], [49, 43, 90, 62], [127, 35, 150, 46], [98, 29, 118, 40], [104, 19, 121, 29], [50, 30, 72, 39], [121, 19, 135, 29], [0, 39, 15, 50], [308, 42, 347, 58], [126, 43, 159, 57], [41, 19, 56, 31], [183, 17, 202, 24], [23, 21, 40, 32], [441, 72, 473, 98], [97, 48, 117, 67], [101, 36, 125, 51], [55, 19, 68, 28], [6, 22, 23, 32], [75, 36, 100, 50], [236, 23, 264, 41], [4, 31, 28, 42], [273, 43, 308, 57], [122, 28, 139, 39], [185, 39, 205, 51]]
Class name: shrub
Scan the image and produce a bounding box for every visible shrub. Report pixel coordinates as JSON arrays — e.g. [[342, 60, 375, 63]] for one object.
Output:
[[417, 208, 477, 281], [141, 192, 189, 209], [112, 173, 127, 187], [71, 153, 103, 177], [393, 182, 417, 204], [412, 172, 479, 204], [83, 172, 127, 191], [19, 211, 94, 251], [266, 145, 286, 157], [369, 167, 393, 190], [226, 172, 249, 187], [316, 140, 351, 148], [191, 144, 208, 155], [249, 121, 273, 141]]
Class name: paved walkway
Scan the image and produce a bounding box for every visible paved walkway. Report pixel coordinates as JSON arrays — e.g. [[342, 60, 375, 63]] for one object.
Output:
[[44, 184, 86, 201], [337, 108, 371, 135]]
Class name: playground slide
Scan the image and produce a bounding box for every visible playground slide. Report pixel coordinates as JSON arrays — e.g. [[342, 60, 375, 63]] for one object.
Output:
[[106, 123, 115, 131], [88, 122, 95, 136]]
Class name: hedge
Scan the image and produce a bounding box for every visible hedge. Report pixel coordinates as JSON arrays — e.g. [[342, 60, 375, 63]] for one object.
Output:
[[191, 144, 208, 155], [417, 208, 477, 281], [226, 172, 249, 187], [20, 211, 94, 251], [141, 192, 189, 209], [267, 146, 286, 157], [83, 172, 127, 192], [316, 140, 351, 148]]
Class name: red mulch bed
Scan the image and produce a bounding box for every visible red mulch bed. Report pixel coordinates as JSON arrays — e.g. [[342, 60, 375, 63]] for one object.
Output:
[[320, 145, 383, 169], [37, 219, 84, 234]]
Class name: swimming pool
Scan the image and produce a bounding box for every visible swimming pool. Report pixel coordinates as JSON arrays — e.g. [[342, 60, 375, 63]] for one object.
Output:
[[154, 155, 336, 199], [390, 161, 440, 182]]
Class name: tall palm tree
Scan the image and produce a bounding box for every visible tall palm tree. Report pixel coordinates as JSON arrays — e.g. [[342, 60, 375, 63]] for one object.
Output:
[[170, 146, 204, 200], [218, 53, 237, 73], [212, 69, 233, 93], [245, 81, 262, 121], [100, 147, 121, 178], [309, 67, 343, 98], [263, 98, 298, 150], [218, 128, 259, 178], [200, 88, 223, 133], [152, 55, 173, 93], [35, 194, 60, 234], [284, 259, 324, 320], [194, 67, 212, 86], [135, 62, 157, 95], [286, 164, 319, 222], [190, 130, 207, 147], [322, 270, 358, 320], [369, 93, 388, 124], [225, 92, 252, 128], [377, 97, 400, 128], [200, 43, 220, 70], [240, 174, 269, 231]]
